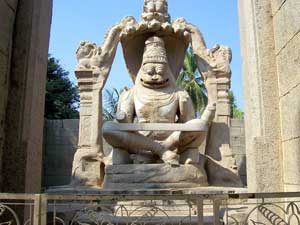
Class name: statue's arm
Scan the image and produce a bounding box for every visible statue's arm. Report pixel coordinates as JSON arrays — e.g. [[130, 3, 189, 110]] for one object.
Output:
[[98, 17, 135, 76], [96, 17, 137, 90], [116, 88, 135, 123], [177, 90, 196, 123], [76, 17, 136, 90]]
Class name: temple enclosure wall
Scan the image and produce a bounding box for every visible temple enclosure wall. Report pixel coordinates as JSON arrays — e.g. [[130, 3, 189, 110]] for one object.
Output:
[[0, 0, 52, 192], [239, 0, 300, 192]]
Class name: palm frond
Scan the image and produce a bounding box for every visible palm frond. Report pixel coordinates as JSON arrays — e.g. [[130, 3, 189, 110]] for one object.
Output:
[[177, 47, 208, 116], [103, 88, 122, 121]]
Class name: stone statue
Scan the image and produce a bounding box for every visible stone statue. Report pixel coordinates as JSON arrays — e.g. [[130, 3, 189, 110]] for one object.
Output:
[[70, 0, 242, 189], [103, 36, 216, 166]]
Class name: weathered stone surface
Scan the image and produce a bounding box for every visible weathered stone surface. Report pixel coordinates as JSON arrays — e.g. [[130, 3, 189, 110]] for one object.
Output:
[[282, 137, 300, 185], [4, 0, 18, 10], [271, 0, 286, 15], [43, 120, 78, 187], [230, 119, 244, 127], [235, 154, 246, 176], [273, 0, 300, 54], [103, 121, 208, 132], [1, 0, 52, 193], [250, 137, 283, 192], [62, 119, 79, 130], [104, 164, 208, 189], [0, 0, 15, 55], [239, 0, 283, 192], [0, 52, 8, 108], [284, 183, 300, 192], [276, 33, 300, 97], [0, 3, 12, 52], [279, 85, 300, 141]]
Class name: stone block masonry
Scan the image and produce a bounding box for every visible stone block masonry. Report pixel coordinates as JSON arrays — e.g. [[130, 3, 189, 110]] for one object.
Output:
[[43, 120, 79, 187], [239, 0, 300, 192], [0, 0, 17, 190], [0, 0, 52, 193], [230, 119, 246, 186]]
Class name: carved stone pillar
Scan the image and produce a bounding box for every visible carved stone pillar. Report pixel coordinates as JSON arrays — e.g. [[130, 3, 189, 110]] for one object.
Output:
[[216, 78, 231, 125], [71, 70, 105, 187], [76, 70, 93, 148]]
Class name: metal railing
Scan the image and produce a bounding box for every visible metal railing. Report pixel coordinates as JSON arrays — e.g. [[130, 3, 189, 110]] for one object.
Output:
[[0, 192, 299, 224]]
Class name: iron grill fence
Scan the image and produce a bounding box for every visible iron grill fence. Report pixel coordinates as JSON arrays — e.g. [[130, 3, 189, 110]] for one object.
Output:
[[0, 192, 299, 225]]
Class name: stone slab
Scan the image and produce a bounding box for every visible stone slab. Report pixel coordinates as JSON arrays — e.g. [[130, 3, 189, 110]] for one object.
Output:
[[47, 185, 247, 196], [276, 32, 300, 96], [279, 84, 300, 141], [273, 0, 300, 54], [104, 164, 207, 189], [4, 0, 18, 11], [271, 0, 286, 15], [104, 182, 205, 190], [230, 119, 244, 127], [284, 183, 300, 192], [0, 0, 14, 54], [62, 119, 79, 130], [103, 121, 208, 131], [282, 137, 300, 186]]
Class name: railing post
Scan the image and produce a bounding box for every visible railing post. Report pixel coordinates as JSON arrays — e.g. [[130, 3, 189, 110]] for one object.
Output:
[[33, 194, 47, 225], [33, 194, 41, 225], [197, 198, 204, 225], [40, 194, 48, 225], [213, 199, 221, 225]]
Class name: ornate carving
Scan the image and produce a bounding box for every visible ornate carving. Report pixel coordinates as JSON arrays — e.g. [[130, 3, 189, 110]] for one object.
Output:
[[142, 0, 170, 23], [75, 41, 101, 70]]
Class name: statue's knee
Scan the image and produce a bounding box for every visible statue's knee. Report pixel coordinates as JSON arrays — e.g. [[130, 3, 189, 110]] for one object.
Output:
[[102, 124, 115, 140]]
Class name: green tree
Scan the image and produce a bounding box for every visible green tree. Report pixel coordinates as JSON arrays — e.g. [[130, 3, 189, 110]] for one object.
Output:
[[176, 48, 207, 116], [229, 91, 244, 119], [45, 55, 79, 119], [102, 88, 121, 121]]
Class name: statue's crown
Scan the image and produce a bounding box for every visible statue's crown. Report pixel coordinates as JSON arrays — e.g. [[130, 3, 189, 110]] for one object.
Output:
[[142, 36, 168, 65], [142, 0, 170, 23]]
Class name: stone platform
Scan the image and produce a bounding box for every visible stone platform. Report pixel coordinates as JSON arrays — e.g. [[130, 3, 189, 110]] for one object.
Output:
[[103, 164, 208, 189]]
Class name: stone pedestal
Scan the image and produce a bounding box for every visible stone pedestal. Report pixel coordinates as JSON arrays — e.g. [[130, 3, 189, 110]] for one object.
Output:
[[103, 164, 208, 189]]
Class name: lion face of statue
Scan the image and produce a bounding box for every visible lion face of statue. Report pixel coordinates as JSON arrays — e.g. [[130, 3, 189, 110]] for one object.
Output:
[[142, 0, 169, 23], [138, 62, 171, 89], [144, 0, 167, 14], [76, 42, 97, 60]]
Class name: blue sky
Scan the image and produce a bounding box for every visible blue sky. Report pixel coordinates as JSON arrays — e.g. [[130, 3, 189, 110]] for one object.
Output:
[[49, 0, 244, 109]]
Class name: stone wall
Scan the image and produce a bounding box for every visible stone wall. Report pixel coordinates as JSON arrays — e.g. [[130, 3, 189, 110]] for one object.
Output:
[[272, 0, 300, 192], [0, 0, 52, 193], [239, 0, 300, 192], [43, 119, 247, 187], [43, 120, 78, 188], [0, 0, 18, 190], [230, 119, 246, 186]]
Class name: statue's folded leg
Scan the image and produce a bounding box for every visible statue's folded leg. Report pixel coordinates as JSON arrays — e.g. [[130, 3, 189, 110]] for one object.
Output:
[[160, 119, 207, 150], [158, 119, 207, 164], [103, 129, 179, 164]]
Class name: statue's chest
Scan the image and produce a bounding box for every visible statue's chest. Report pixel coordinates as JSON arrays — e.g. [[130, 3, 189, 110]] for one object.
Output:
[[134, 91, 178, 123]]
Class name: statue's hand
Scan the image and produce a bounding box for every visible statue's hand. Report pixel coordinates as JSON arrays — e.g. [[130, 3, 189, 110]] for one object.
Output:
[[119, 16, 136, 29], [119, 16, 137, 38], [172, 18, 191, 40], [207, 45, 232, 77], [75, 41, 98, 70]]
